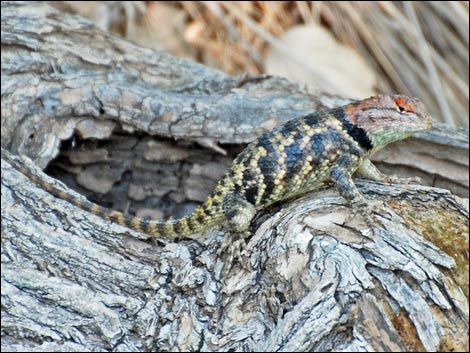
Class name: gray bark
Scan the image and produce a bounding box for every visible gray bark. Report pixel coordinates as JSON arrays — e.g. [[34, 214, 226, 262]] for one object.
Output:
[[1, 2, 468, 352]]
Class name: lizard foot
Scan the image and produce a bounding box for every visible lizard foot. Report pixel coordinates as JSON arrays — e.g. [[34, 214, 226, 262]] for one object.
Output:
[[217, 231, 253, 273], [386, 175, 422, 185], [345, 198, 391, 234]]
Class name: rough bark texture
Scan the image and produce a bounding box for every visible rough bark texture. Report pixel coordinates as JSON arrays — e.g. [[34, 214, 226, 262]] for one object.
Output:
[[1, 2, 469, 352]]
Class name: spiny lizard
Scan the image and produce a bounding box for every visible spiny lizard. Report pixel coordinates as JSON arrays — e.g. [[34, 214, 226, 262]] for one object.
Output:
[[3, 95, 432, 239]]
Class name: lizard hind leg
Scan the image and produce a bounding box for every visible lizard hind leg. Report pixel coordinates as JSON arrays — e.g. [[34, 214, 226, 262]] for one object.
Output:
[[222, 193, 257, 234], [219, 193, 257, 271]]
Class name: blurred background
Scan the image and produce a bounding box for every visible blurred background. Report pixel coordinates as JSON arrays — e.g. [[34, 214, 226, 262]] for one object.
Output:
[[52, 1, 469, 128]]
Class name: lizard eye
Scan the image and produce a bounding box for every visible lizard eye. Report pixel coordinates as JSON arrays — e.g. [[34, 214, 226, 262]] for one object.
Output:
[[394, 97, 409, 114]]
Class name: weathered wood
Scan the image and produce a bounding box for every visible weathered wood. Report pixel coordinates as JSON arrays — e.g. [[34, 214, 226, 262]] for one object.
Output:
[[1, 2, 468, 352], [2, 152, 468, 352]]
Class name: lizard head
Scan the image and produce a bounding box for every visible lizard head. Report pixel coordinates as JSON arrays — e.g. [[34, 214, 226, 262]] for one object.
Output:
[[345, 95, 433, 151]]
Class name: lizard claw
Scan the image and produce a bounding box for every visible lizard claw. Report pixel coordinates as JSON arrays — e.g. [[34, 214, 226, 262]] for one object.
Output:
[[345, 198, 390, 232], [217, 231, 253, 273], [387, 175, 422, 185]]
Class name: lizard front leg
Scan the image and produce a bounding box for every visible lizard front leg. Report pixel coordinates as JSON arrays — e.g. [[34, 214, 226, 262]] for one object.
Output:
[[330, 153, 366, 206], [356, 159, 421, 185], [330, 154, 387, 227]]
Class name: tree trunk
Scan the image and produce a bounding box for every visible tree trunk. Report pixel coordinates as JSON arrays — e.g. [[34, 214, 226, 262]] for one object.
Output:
[[1, 2, 468, 352]]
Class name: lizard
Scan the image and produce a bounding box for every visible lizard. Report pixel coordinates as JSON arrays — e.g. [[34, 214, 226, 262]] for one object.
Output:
[[2, 95, 432, 239]]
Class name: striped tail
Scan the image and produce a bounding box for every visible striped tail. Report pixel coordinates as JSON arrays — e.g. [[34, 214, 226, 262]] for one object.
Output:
[[90, 195, 226, 239], [3, 150, 226, 239]]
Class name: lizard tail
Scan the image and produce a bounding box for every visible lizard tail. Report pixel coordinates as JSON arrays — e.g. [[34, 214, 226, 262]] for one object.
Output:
[[3, 150, 225, 239], [89, 195, 226, 239]]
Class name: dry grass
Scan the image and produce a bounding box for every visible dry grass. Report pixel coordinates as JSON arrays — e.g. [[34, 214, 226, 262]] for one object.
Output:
[[56, 1, 469, 127]]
